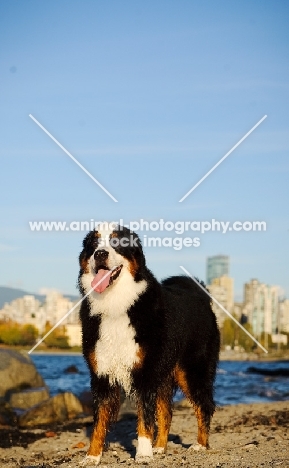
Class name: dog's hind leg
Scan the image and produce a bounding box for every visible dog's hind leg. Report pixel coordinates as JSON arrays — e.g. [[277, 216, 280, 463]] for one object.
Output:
[[190, 402, 212, 450], [83, 378, 120, 466], [153, 383, 173, 454], [174, 363, 215, 450]]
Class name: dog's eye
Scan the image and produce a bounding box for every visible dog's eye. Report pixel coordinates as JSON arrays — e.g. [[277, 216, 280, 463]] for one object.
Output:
[[108, 232, 118, 247], [85, 239, 99, 256]]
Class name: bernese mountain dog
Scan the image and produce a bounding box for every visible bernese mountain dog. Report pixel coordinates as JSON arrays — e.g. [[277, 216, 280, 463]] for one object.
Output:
[[78, 223, 220, 465]]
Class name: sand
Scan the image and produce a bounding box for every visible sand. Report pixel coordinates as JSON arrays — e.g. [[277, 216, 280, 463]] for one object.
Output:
[[0, 399, 288, 467]]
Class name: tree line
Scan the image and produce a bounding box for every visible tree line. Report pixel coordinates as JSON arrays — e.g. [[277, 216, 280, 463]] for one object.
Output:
[[0, 317, 288, 351], [0, 321, 70, 348], [221, 317, 289, 351]]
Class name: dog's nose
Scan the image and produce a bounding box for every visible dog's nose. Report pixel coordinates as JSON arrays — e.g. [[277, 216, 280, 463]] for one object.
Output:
[[94, 250, 109, 261]]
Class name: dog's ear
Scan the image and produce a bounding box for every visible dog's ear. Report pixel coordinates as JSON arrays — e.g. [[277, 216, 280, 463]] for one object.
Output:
[[82, 230, 97, 249], [79, 230, 97, 267], [79, 230, 98, 269]]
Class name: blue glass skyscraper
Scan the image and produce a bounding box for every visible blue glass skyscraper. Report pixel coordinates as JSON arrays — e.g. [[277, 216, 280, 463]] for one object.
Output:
[[206, 255, 229, 285]]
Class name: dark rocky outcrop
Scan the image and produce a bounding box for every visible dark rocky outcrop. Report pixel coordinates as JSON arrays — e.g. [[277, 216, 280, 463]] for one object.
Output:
[[247, 366, 289, 377], [9, 387, 50, 409], [0, 350, 45, 399], [64, 365, 79, 373], [18, 392, 84, 427], [78, 390, 93, 415], [0, 350, 88, 429], [0, 402, 17, 426]]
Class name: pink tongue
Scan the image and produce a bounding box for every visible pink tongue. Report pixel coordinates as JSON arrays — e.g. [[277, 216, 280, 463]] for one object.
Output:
[[91, 269, 112, 293]]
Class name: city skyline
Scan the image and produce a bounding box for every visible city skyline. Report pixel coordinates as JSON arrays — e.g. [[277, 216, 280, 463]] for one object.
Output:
[[1, 270, 288, 344], [1, 249, 288, 304]]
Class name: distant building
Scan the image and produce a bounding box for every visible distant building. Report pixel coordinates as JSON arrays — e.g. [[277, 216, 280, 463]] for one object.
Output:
[[243, 279, 279, 338], [233, 302, 244, 322], [211, 276, 234, 312], [0, 291, 80, 334], [279, 299, 289, 333], [206, 255, 229, 285], [208, 275, 234, 327], [66, 324, 82, 347], [42, 291, 77, 326], [0, 295, 46, 332]]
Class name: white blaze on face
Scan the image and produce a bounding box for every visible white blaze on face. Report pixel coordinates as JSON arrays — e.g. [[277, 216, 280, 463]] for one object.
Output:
[[90, 224, 123, 271], [86, 224, 123, 294], [96, 224, 115, 250]]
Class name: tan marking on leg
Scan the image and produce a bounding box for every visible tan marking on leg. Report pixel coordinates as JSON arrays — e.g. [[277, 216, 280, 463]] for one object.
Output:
[[193, 404, 209, 448], [174, 365, 209, 449], [174, 364, 191, 399], [87, 387, 120, 457], [136, 401, 154, 462], [137, 402, 154, 440], [154, 395, 172, 452], [87, 405, 110, 457]]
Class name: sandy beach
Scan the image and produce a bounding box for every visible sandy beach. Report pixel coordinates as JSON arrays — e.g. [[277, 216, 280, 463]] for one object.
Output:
[[1, 399, 288, 467]]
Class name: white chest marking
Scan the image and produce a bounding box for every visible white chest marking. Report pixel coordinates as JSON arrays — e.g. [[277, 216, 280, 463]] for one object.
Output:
[[95, 313, 139, 394]]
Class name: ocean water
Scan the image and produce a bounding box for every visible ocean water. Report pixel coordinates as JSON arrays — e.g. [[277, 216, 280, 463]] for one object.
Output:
[[31, 354, 289, 406]]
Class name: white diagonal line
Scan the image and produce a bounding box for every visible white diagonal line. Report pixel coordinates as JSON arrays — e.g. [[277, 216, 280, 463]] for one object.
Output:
[[179, 115, 267, 202], [29, 114, 118, 202], [28, 269, 115, 354], [179, 265, 268, 354]]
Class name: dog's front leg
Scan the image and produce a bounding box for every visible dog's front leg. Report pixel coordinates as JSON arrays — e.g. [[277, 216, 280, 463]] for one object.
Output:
[[135, 394, 156, 463], [83, 379, 120, 466]]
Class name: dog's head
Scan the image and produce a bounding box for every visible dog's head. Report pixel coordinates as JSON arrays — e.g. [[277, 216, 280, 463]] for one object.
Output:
[[79, 223, 146, 294]]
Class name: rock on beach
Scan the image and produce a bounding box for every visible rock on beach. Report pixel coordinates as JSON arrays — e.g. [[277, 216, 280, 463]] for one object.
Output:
[[0, 350, 84, 429], [0, 349, 45, 398], [18, 392, 84, 427]]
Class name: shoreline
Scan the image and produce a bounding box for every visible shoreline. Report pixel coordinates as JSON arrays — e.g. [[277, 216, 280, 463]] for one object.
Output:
[[31, 350, 289, 361], [2, 345, 289, 361]]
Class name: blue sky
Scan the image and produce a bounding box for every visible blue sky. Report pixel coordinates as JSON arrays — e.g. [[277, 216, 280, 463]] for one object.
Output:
[[0, 0, 288, 301]]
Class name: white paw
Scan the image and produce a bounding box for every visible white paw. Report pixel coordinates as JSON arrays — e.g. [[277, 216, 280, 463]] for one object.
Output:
[[80, 454, 102, 465], [136, 436, 153, 462], [135, 455, 154, 464], [188, 442, 206, 451], [152, 447, 165, 454]]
